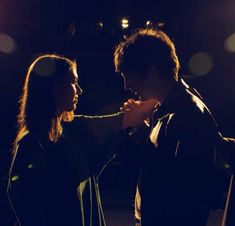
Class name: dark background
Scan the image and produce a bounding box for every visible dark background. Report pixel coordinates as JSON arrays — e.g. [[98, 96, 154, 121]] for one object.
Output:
[[0, 0, 235, 225]]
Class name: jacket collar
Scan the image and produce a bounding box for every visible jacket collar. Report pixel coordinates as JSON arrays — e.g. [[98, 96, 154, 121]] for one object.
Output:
[[153, 79, 189, 120]]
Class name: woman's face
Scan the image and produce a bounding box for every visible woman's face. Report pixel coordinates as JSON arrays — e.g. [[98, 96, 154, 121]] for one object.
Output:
[[55, 69, 83, 113]]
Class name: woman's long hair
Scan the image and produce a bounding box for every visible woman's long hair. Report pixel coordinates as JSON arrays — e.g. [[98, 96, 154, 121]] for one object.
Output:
[[13, 54, 77, 153], [7, 54, 77, 220]]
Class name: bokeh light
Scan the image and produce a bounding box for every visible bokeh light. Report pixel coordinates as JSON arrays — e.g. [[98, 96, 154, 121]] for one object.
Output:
[[67, 22, 76, 38], [0, 33, 17, 54], [146, 20, 151, 26], [224, 33, 235, 52], [121, 18, 129, 29], [27, 164, 34, 169], [98, 22, 104, 28], [11, 175, 19, 182], [189, 52, 213, 76]]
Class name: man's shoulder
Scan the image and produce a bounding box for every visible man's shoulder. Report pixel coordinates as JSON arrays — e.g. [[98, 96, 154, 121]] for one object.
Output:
[[175, 89, 214, 124], [166, 90, 218, 139]]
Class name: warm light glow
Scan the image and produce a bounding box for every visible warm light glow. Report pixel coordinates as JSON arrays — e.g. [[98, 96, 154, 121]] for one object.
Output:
[[225, 33, 235, 52], [122, 18, 128, 24], [0, 33, 16, 54], [146, 21, 151, 26], [121, 18, 129, 29], [189, 52, 213, 76], [98, 22, 104, 28]]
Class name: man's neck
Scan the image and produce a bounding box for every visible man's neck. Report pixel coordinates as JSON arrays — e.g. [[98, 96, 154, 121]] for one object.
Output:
[[153, 79, 176, 104]]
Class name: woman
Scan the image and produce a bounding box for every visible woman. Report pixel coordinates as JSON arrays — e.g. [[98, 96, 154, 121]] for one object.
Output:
[[7, 54, 157, 226]]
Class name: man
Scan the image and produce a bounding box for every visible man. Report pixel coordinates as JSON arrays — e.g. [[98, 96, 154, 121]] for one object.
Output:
[[114, 28, 219, 226]]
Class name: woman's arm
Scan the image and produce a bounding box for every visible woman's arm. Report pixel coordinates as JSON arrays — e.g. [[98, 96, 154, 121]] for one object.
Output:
[[76, 99, 158, 143]]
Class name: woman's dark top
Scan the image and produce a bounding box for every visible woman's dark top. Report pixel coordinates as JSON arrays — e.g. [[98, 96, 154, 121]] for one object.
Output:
[[7, 114, 123, 226]]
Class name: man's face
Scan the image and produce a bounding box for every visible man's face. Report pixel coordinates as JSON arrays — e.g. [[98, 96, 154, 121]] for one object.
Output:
[[121, 71, 147, 99]]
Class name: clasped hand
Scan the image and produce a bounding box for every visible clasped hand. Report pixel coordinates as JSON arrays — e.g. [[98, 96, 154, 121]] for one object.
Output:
[[121, 98, 158, 129]]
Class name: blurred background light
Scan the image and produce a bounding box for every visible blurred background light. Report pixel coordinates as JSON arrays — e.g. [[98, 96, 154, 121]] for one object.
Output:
[[224, 33, 235, 52], [189, 52, 213, 76], [27, 164, 33, 169], [0, 33, 17, 54], [98, 22, 104, 28], [146, 20, 151, 26], [121, 18, 129, 29], [67, 22, 76, 37], [11, 175, 19, 182]]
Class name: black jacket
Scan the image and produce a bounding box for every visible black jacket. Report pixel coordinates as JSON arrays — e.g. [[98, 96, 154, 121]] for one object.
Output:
[[139, 81, 219, 226]]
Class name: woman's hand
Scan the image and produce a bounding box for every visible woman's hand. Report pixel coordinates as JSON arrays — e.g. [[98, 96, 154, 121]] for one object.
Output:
[[120, 99, 141, 112]]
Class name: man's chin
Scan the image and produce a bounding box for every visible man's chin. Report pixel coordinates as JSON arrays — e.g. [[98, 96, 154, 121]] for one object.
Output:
[[137, 94, 147, 101], [133, 92, 142, 100]]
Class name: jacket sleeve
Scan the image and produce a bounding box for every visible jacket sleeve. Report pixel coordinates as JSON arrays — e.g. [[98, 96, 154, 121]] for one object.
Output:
[[75, 113, 123, 144], [66, 113, 125, 177], [216, 133, 235, 174]]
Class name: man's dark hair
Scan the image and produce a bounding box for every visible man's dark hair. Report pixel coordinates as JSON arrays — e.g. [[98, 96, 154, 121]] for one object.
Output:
[[114, 28, 180, 81]]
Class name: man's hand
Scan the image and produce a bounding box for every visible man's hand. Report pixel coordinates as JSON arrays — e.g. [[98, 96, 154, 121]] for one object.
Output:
[[121, 98, 158, 129]]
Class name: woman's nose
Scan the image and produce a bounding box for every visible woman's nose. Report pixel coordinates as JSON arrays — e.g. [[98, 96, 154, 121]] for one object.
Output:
[[76, 84, 83, 95]]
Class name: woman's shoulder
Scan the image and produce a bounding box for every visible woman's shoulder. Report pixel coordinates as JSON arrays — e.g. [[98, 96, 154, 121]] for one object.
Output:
[[11, 133, 46, 176], [18, 133, 42, 149], [15, 133, 44, 164]]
